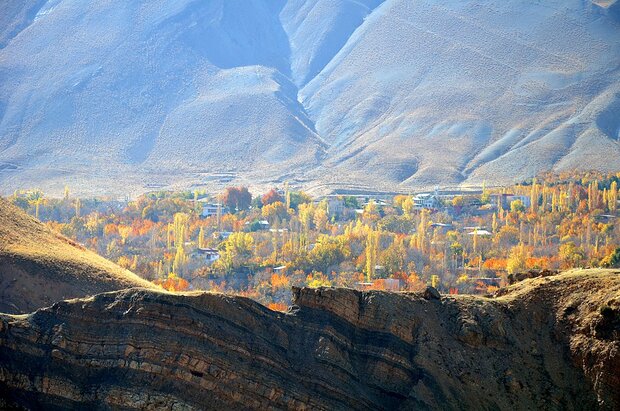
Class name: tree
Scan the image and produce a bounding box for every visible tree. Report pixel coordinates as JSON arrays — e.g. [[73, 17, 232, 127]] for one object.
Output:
[[363, 200, 380, 224], [198, 227, 205, 249], [217, 232, 254, 272], [289, 191, 312, 210], [602, 247, 620, 268], [365, 230, 380, 282], [262, 189, 284, 206], [506, 243, 528, 274], [381, 236, 406, 275], [559, 241, 586, 268], [510, 199, 526, 213], [142, 204, 158, 222], [262, 201, 288, 223], [313, 207, 328, 232], [308, 236, 348, 273], [222, 186, 252, 211], [402, 197, 414, 216], [74, 198, 81, 218], [608, 181, 618, 212]]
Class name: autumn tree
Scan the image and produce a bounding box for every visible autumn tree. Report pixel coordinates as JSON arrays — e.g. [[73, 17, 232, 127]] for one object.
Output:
[[381, 236, 407, 275], [308, 236, 348, 273], [262, 189, 284, 206], [510, 199, 525, 213], [217, 232, 254, 272], [559, 241, 586, 268], [222, 186, 252, 211], [262, 201, 289, 223], [365, 229, 380, 282], [602, 247, 620, 268], [506, 243, 528, 274]]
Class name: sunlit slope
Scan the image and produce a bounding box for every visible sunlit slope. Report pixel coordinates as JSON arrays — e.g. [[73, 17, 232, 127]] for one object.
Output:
[[0, 198, 157, 314], [0, 0, 619, 195]]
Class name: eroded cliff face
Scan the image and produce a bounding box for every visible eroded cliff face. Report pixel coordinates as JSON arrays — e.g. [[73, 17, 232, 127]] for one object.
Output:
[[0, 269, 618, 410]]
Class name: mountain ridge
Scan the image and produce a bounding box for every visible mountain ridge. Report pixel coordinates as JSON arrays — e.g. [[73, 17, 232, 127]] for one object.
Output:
[[1, 0, 619, 196]]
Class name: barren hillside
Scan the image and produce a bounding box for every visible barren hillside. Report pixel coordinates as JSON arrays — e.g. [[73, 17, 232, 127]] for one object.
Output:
[[0, 198, 157, 314], [1, 0, 619, 196], [1, 269, 618, 410]]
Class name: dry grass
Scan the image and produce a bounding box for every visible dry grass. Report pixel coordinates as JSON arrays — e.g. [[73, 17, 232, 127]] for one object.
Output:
[[0, 197, 157, 314]]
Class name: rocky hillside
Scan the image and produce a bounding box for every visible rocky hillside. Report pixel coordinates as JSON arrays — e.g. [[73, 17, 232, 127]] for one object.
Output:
[[0, 198, 157, 314], [1, 0, 620, 196], [1, 269, 618, 410]]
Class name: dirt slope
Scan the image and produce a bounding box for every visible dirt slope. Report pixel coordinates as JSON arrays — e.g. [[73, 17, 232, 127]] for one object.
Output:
[[0, 269, 618, 410], [0, 197, 157, 314]]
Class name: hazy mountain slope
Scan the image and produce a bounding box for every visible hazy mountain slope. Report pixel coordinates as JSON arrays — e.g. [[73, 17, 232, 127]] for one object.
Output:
[[0, 0, 619, 196], [299, 0, 620, 190], [0, 198, 156, 314], [0, 0, 47, 48], [0, 0, 324, 196]]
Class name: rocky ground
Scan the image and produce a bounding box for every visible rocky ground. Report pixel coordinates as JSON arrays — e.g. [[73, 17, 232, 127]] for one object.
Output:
[[0, 269, 618, 410]]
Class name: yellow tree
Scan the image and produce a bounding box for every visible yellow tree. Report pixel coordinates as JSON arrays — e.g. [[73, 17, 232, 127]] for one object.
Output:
[[173, 244, 186, 274], [173, 213, 189, 247], [609, 181, 618, 212], [74, 198, 81, 218], [506, 243, 528, 274], [313, 207, 328, 232], [402, 197, 414, 216], [365, 229, 380, 282], [198, 227, 205, 249], [530, 179, 539, 214], [416, 209, 429, 252]]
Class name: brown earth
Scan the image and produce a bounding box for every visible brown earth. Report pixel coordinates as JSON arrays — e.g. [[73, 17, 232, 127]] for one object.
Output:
[[0, 269, 618, 410], [0, 197, 157, 314]]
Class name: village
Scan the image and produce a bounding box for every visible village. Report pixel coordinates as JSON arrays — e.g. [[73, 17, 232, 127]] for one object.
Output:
[[10, 171, 620, 309]]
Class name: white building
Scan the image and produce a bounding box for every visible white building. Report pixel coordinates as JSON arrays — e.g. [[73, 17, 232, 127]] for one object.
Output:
[[196, 247, 220, 263], [413, 191, 441, 210]]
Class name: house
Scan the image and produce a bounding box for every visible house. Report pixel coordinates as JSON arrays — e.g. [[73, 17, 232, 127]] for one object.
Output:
[[201, 203, 227, 218], [430, 222, 452, 232], [245, 220, 270, 230], [595, 214, 617, 222], [213, 231, 233, 240], [326, 196, 346, 216], [314, 195, 347, 217], [196, 247, 220, 263], [468, 229, 492, 237], [491, 194, 531, 210], [413, 191, 441, 210]]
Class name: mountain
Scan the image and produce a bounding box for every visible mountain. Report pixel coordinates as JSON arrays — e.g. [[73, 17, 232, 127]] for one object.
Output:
[[0, 197, 156, 314], [1, 269, 618, 409], [0, 0, 619, 196]]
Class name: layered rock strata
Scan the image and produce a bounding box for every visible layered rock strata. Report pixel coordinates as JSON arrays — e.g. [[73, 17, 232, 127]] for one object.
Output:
[[0, 269, 618, 410]]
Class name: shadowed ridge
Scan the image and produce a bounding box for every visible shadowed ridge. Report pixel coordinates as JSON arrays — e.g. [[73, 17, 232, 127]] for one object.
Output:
[[0, 269, 618, 410]]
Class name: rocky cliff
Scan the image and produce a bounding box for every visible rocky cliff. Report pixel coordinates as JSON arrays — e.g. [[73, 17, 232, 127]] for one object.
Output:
[[1, 269, 618, 410]]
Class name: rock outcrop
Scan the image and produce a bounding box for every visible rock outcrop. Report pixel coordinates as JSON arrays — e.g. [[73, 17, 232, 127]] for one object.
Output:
[[0, 269, 619, 410]]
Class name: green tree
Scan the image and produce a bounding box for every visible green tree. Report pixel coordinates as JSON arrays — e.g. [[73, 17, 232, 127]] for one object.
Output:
[[217, 232, 254, 272], [510, 199, 526, 213], [602, 247, 620, 268], [365, 230, 380, 282]]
